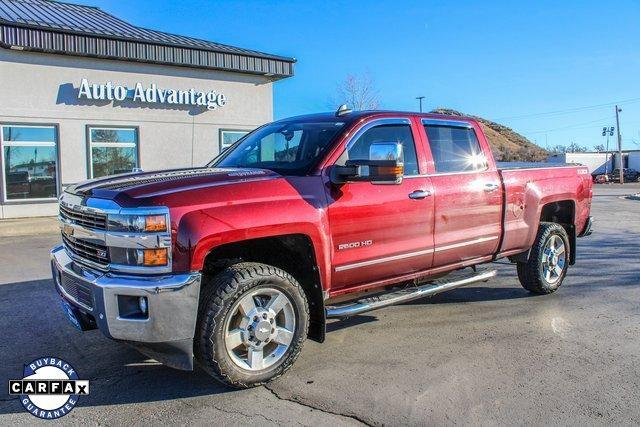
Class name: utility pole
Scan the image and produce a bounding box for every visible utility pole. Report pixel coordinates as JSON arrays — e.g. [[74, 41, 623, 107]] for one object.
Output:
[[615, 105, 623, 184], [416, 96, 425, 113]]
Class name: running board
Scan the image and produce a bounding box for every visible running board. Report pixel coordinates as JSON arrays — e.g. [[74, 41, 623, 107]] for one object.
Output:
[[325, 268, 497, 319]]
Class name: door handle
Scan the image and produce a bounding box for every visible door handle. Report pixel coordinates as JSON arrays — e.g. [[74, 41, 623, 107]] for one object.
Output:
[[484, 183, 499, 192], [408, 190, 431, 199]]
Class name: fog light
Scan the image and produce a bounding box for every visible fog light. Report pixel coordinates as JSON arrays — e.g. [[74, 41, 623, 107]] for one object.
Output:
[[143, 248, 168, 266], [138, 296, 148, 314]]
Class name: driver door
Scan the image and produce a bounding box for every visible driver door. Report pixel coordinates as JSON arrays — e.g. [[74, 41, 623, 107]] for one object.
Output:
[[325, 118, 435, 292]]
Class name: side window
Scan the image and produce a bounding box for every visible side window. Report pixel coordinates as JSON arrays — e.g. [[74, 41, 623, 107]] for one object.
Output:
[[336, 124, 419, 176], [424, 125, 487, 173]]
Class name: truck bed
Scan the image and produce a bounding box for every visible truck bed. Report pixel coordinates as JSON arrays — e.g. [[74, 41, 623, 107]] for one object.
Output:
[[497, 162, 576, 170], [497, 163, 592, 259]]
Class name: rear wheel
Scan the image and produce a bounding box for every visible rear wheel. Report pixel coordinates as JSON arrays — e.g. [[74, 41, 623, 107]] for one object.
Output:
[[195, 262, 309, 388], [517, 222, 570, 294]]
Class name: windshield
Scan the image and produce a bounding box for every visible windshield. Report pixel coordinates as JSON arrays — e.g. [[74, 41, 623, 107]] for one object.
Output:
[[210, 119, 346, 175]]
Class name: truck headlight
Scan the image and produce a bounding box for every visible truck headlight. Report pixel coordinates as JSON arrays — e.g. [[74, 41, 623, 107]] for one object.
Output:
[[108, 214, 167, 233]]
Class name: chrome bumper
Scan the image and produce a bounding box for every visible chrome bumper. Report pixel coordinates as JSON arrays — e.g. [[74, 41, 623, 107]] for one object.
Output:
[[50, 245, 201, 370]]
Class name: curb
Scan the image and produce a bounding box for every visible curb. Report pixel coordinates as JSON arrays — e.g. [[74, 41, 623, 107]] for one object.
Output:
[[0, 217, 59, 237]]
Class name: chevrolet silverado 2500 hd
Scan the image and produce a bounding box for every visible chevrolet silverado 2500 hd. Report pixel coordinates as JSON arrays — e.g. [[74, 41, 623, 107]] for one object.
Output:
[[51, 109, 593, 387]]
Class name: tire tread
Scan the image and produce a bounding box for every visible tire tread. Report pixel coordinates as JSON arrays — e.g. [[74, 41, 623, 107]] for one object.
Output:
[[516, 222, 570, 294], [195, 262, 309, 388]]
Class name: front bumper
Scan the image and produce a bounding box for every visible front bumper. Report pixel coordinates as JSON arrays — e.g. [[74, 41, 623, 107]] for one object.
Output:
[[51, 245, 201, 370]]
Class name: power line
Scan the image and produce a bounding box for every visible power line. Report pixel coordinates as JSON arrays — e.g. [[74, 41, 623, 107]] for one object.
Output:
[[492, 97, 640, 121], [521, 115, 615, 135]]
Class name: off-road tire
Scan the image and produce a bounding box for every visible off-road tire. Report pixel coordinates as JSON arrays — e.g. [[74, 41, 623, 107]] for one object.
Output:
[[195, 262, 309, 388], [517, 222, 570, 294]]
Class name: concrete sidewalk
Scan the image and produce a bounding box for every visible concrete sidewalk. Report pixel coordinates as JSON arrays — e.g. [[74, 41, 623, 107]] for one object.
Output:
[[0, 216, 58, 237]]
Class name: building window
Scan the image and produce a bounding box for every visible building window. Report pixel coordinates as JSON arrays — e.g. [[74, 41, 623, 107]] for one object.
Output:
[[220, 129, 249, 152], [88, 127, 139, 178], [1, 124, 59, 201]]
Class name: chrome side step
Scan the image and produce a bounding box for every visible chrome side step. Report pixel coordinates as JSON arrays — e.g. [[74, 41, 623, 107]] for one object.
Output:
[[325, 268, 497, 319]]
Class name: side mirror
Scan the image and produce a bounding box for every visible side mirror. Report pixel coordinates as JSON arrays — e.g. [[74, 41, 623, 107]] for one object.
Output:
[[331, 142, 404, 185]]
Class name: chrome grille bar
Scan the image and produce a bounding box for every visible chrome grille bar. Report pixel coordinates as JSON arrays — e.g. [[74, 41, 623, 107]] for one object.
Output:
[[59, 203, 107, 230]]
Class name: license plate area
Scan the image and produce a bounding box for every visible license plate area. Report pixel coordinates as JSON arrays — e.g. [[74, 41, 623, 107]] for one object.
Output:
[[60, 299, 96, 331]]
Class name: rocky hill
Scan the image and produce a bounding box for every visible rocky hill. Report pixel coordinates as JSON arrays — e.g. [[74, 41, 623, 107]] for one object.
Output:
[[430, 108, 548, 162]]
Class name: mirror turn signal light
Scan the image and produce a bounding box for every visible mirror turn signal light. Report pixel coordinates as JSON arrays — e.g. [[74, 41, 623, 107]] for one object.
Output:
[[143, 248, 168, 266], [144, 215, 167, 232], [377, 165, 404, 175]]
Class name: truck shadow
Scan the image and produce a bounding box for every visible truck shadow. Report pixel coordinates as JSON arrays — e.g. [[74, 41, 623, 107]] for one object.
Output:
[[0, 279, 237, 415], [1, 231, 638, 414]]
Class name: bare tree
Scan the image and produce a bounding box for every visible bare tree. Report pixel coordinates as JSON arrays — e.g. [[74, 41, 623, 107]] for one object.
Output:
[[329, 74, 380, 111], [593, 144, 606, 152]]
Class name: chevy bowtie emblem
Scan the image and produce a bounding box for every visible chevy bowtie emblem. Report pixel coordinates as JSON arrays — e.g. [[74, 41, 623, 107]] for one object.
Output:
[[62, 224, 74, 236]]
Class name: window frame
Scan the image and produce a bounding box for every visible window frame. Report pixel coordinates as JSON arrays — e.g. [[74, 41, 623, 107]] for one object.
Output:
[[86, 125, 140, 179], [421, 119, 488, 175], [219, 129, 250, 153], [0, 122, 61, 203], [333, 117, 422, 177]]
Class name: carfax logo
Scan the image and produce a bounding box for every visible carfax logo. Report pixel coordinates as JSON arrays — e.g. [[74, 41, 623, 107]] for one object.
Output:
[[8, 357, 89, 420]]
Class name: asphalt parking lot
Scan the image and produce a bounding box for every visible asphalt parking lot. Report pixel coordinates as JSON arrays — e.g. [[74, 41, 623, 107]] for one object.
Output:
[[1, 184, 639, 426]]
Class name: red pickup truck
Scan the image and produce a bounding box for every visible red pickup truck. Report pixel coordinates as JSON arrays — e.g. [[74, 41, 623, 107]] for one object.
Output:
[[51, 109, 593, 388]]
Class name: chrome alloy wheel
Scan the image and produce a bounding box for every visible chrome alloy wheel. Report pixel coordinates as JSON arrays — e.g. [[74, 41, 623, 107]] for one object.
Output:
[[223, 288, 296, 371], [541, 234, 566, 284]]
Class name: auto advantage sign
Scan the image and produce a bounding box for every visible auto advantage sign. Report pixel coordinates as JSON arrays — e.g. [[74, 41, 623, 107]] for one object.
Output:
[[77, 78, 226, 110]]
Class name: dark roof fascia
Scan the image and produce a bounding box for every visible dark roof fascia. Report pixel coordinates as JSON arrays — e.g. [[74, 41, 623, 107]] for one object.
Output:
[[0, 18, 296, 62], [0, 20, 295, 78]]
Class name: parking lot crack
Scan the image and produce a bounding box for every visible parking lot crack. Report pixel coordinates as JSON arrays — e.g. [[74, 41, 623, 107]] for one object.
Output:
[[264, 385, 373, 426], [181, 398, 278, 424]]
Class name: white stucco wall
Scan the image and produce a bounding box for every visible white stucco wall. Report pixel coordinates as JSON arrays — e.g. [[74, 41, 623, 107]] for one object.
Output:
[[0, 48, 275, 218]]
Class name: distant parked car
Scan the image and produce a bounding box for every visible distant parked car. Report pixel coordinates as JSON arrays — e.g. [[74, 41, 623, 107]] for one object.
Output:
[[593, 174, 609, 184], [6, 171, 30, 198]]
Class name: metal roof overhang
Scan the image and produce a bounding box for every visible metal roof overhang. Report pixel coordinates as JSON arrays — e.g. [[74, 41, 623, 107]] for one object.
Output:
[[0, 22, 295, 79]]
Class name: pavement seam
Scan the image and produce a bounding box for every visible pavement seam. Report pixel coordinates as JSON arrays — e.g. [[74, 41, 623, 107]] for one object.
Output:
[[263, 385, 374, 426], [180, 397, 279, 424]]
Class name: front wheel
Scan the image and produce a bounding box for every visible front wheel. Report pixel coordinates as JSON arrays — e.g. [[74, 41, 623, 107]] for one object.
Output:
[[195, 262, 309, 388], [517, 222, 570, 294]]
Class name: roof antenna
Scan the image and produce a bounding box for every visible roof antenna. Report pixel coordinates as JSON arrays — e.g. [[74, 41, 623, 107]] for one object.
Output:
[[336, 104, 352, 117]]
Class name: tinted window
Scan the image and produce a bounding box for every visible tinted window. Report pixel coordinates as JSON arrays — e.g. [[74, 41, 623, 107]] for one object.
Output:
[[3, 126, 56, 142], [213, 120, 345, 175], [1, 125, 58, 200], [337, 124, 419, 176], [220, 130, 249, 152], [88, 127, 139, 178], [424, 125, 487, 173]]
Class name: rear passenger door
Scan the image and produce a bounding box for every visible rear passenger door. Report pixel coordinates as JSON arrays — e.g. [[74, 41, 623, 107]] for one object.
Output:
[[421, 119, 502, 267]]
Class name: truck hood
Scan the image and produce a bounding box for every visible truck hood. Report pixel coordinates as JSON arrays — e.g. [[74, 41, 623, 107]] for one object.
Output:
[[66, 167, 280, 207]]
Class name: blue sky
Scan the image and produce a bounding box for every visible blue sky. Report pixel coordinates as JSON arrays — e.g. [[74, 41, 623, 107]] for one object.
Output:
[[81, 0, 639, 150]]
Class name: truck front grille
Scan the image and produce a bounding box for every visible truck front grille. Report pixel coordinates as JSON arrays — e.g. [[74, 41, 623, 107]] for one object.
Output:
[[60, 204, 107, 230], [59, 273, 94, 310], [62, 233, 109, 267]]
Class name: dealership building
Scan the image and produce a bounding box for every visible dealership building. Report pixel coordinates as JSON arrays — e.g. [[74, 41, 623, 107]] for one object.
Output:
[[0, 0, 295, 218]]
